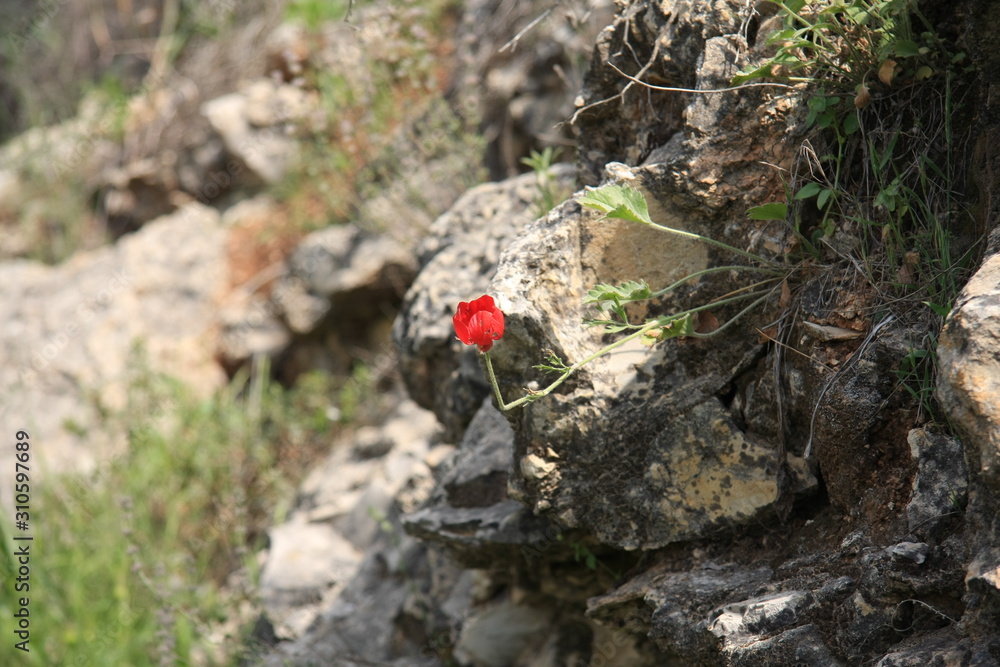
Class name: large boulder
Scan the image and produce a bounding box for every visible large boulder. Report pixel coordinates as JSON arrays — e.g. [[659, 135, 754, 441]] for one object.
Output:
[[488, 166, 814, 550], [483, 0, 813, 551], [393, 164, 575, 439], [0, 203, 228, 506]]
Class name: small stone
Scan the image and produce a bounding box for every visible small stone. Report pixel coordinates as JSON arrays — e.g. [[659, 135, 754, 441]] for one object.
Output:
[[522, 454, 556, 479], [886, 542, 930, 565]]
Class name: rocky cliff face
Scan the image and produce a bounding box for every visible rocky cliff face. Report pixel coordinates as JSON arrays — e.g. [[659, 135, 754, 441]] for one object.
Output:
[[383, 1, 1000, 664], [3, 0, 999, 665]]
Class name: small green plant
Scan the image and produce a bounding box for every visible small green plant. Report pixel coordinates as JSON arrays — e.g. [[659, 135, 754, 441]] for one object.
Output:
[[894, 332, 944, 423], [521, 147, 569, 217], [570, 541, 622, 579], [286, 0, 360, 27], [460, 184, 784, 411], [736, 0, 980, 428]]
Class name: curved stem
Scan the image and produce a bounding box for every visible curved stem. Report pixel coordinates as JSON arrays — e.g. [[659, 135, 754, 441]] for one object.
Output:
[[485, 319, 664, 412], [643, 221, 773, 265], [651, 265, 783, 298], [685, 292, 773, 338], [486, 289, 775, 412]]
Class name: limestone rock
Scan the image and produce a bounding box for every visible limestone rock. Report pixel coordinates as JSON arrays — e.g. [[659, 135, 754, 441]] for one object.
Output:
[[296, 399, 440, 547], [487, 167, 814, 549], [260, 519, 362, 638], [202, 79, 320, 184], [402, 401, 566, 568], [0, 203, 228, 507], [258, 398, 448, 654], [453, 0, 614, 178], [273, 223, 417, 336], [216, 292, 291, 372], [874, 628, 973, 667], [394, 165, 576, 439], [725, 624, 842, 667], [937, 249, 1000, 493], [453, 599, 552, 667], [574, 0, 801, 199]]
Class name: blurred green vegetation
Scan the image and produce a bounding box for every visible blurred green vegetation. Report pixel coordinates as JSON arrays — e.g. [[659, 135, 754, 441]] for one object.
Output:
[[0, 350, 379, 665]]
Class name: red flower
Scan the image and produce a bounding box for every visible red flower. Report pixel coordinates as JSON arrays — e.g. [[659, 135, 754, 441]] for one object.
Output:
[[453, 295, 505, 353]]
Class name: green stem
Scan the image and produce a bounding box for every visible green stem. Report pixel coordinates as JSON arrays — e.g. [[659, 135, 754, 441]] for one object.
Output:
[[652, 266, 783, 299], [483, 351, 507, 411], [643, 221, 772, 265], [486, 287, 775, 411], [484, 319, 664, 411]]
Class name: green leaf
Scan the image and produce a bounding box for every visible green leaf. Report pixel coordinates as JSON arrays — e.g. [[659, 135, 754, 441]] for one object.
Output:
[[732, 63, 774, 85], [795, 182, 823, 199], [584, 280, 652, 305], [644, 314, 695, 344], [783, 0, 806, 15], [817, 188, 833, 210], [747, 202, 788, 220], [924, 301, 951, 319], [892, 39, 921, 58], [578, 185, 654, 225], [843, 113, 860, 135]]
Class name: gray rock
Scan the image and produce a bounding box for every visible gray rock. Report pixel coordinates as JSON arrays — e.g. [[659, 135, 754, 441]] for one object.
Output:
[[585, 561, 773, 658], [453, 0, 614, 178], [201, 80, 317, 184], [875, 628, 972, 666], [965, 546, 1000, 601], [647, 564, 775, 657], [453, 599, 552, 667], [273, 222, 417, 335], [259, 519, 362, 638], [728, 624, 842, 667], [906, 428, 968, 538], [296, 399, 440, 550], [886, 542, 930, 565], [0, 203, 228, 509], [574, 0, 801, 194], [394, 165, 576, 438], [835, 590, 899, 664], [708, 591, 813, 640], [937, 250, 1000, 493], [402, 401, 565, 568], [258, 398, 449, 657], [216, 292, 291, 371]]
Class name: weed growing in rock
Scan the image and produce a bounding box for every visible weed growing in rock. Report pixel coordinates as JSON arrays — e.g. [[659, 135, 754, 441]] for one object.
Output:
[[737, 0, 982, 425], [521, 147, 570, 217], [462, 184, 785, 411]]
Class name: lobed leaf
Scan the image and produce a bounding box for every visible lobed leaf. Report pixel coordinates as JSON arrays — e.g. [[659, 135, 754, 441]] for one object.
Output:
[[584, 280, 652, 305], [578, 185, 653, 226]]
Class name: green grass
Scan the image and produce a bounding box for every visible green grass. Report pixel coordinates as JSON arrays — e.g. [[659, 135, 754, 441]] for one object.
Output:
[[0, 353, 375, 665], [737, 0, 981, 428], [285, 0, 362, 27]]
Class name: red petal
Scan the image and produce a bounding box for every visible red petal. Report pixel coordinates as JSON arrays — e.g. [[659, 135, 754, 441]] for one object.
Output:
[[453, 309, 471, 344], [469, 294, 496, 311], [453, 295, 505, 351]]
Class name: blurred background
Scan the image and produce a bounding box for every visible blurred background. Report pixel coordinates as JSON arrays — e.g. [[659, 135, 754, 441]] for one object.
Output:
[[0, 0, 607, 663]]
